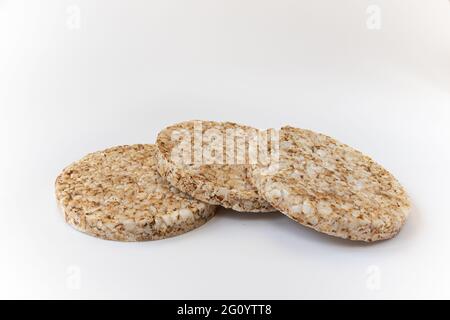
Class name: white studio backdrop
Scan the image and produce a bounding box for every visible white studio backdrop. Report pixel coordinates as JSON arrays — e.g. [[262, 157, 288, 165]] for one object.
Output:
[[0, 0, 449, 299]]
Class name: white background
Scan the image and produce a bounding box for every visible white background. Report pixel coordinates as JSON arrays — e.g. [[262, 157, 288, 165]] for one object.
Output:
[[1, 0, 449, 299]]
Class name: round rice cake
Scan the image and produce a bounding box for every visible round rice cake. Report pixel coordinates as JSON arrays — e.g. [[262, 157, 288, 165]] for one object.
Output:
[[156, 120, 274, 212], [251, 126, 411, 242], [55, 144, 216, 241]]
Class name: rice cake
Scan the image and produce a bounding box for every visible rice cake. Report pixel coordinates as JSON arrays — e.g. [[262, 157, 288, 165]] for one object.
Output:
[[55, 144, 216, 241], [156, 120, 274, 212], [250, 126, 411, 242]]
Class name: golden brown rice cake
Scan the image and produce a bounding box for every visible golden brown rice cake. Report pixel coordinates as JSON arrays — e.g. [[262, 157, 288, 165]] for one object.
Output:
[[250, 126, 411, 242], [55, 144, 216, 241], [156, 120, 274, 212]]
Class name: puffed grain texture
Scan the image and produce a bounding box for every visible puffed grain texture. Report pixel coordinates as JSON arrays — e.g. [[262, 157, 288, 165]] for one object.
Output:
[[55, 144, 216, 241], [156, 120, 274, 212], [251, 126, 411, 242]]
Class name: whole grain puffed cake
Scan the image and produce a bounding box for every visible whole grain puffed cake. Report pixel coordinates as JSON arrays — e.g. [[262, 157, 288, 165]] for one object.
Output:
[[250, 126, 411, 242], [156, 120, 274, 212], [55, 144, 216, 241]]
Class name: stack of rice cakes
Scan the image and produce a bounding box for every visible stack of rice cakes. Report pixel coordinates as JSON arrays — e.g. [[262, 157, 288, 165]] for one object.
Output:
[[56, 120, 410, 242]]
